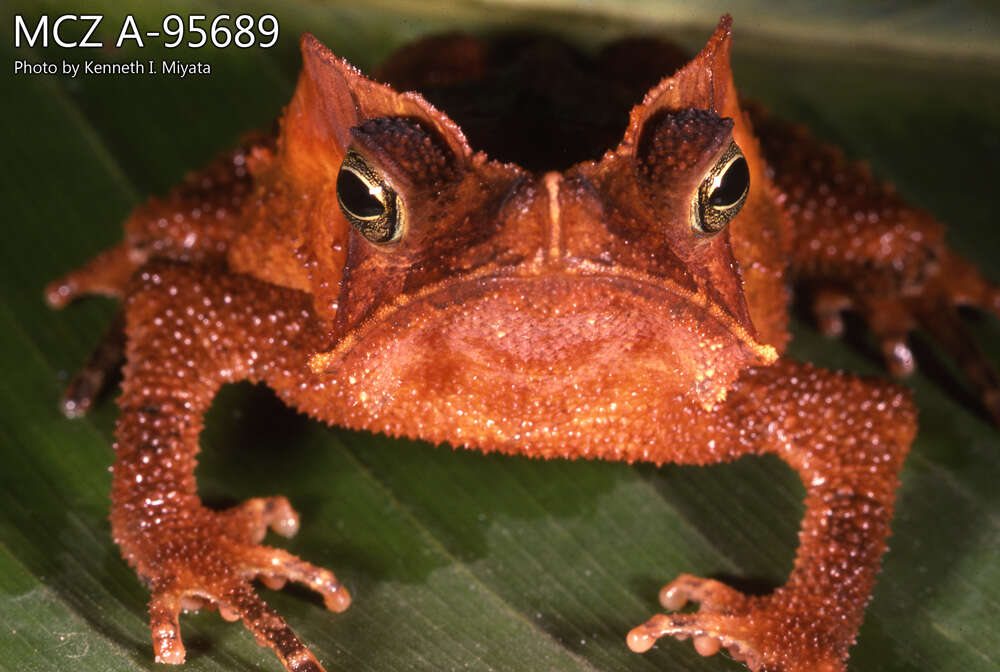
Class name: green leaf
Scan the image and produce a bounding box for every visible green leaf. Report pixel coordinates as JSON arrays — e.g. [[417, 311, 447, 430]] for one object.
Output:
[[3, 2, 999, 672]]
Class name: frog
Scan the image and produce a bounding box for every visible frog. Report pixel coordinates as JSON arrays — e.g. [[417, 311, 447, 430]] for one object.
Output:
[[45, 15, 1000, 672]]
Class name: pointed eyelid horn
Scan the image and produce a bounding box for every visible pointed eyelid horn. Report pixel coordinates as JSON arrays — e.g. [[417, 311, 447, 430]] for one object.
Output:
[[281, 33, 474, 178], [617, 15, 738, 154]]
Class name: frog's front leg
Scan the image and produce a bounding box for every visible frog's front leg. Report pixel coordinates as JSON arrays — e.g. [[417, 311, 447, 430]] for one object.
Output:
[[113, 262, 346, 672], [628, 360, 915, 672]]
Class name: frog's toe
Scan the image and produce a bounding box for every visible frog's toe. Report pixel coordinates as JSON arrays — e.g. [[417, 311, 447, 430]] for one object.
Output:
[[810, 288, 853, 339], [861, 296, 916, 377], [914, 302, 1000, 424], [934, 250, 1000, 318], [58, 311, 126, 418]]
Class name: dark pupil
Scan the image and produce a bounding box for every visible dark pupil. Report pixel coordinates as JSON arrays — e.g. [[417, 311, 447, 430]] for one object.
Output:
[[337, 169, 385, 218], [709, 157, 749, 208]]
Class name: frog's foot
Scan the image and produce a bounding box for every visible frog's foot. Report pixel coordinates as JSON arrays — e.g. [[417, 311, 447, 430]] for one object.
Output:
[[810, 252, 1000, 424], [627, 575, 845, 672], [127, 497, 349, 672]]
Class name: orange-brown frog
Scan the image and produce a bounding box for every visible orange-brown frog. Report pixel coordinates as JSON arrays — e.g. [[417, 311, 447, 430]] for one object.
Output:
[[47, 16, 1000, 672]]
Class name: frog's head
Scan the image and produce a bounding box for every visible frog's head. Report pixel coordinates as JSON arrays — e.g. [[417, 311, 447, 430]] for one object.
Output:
[[278, 16, 778, 442]]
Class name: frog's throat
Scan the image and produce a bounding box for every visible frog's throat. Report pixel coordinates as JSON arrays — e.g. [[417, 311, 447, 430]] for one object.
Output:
[[306, 260, 778, 376]]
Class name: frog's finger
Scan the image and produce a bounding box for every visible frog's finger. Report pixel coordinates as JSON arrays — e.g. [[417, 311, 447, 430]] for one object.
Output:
[[149, 591, 186, 665], [221, 583, 327, 672], [627, 612, 759, 665], [223, 496, 301, 544], [657, 573, 747, 613], [241, 545, 351, 613], [627, 612, 740, 659]]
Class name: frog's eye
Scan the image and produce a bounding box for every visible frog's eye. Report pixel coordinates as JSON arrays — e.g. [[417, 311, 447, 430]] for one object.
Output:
[[336, 151, 406, 244], [692, 141, 750, 235]]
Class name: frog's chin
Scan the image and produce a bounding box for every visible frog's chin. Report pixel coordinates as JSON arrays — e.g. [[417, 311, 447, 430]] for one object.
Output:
[[309, 273, 776, 417]]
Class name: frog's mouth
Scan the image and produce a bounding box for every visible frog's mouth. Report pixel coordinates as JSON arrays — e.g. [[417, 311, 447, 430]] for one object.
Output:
[[307, 265, 776, 412]]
